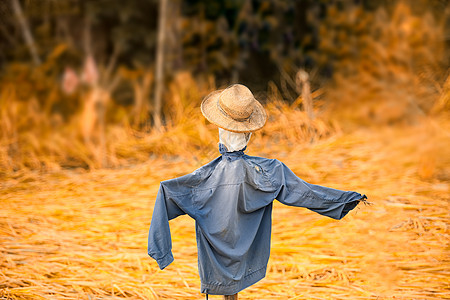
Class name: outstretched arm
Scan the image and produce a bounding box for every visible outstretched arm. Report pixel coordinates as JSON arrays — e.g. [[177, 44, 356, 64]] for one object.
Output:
[[273, 161, 366, 220]]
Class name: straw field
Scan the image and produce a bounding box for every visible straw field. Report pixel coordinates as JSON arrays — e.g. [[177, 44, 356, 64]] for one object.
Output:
[[1, 107, 449, 299]]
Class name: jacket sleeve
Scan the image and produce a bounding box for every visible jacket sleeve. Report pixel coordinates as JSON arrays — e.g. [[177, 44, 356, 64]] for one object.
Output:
[[273, 161, 366, 220], [148, 183, 186, 269]]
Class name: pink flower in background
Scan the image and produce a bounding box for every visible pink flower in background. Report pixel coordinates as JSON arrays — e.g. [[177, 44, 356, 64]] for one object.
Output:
[[62, 67, 79, 95]]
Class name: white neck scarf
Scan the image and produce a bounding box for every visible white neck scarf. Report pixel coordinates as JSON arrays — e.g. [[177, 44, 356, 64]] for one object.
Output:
[[219, 128, 251, 152]]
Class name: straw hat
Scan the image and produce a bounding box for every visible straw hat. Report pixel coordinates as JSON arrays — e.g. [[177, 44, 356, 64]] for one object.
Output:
[[201, 84, 267, 133]]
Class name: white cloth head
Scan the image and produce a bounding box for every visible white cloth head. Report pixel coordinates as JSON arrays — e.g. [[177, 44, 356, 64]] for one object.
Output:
[[219, 128, 251, 152]]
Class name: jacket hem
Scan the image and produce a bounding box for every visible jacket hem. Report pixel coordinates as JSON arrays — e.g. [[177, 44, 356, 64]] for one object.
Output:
[[200, 266, 266, 295]]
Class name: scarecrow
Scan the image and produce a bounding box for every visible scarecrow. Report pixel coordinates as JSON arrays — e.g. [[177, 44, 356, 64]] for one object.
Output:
[[148, 84, 367, 299]]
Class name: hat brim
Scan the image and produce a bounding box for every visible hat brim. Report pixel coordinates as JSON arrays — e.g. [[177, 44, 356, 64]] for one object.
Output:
[[201, 90, 267, 133]]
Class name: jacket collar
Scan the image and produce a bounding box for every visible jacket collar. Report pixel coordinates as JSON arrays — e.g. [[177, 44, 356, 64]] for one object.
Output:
[[219, 143, 246, 160]]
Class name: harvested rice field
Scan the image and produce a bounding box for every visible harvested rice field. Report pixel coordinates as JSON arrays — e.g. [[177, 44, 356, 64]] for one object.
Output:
[[1, 117, 449, 299]]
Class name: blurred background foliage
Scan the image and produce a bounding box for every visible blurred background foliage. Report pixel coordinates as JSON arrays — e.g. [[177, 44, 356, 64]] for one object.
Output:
[[0, 0, 449, 172]]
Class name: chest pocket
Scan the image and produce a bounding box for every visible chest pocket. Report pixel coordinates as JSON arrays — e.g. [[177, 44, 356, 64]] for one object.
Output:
[[244, 161, 275, 192]]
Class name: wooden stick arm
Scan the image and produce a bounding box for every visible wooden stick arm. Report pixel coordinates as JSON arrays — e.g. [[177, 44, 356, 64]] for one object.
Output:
[[223, 294, 238, 300]]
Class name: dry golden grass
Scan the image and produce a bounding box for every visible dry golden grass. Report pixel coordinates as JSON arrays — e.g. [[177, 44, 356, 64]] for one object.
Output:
[[1, 113, 449, 299], [0, 69, 337, 173], [319, 2, 448, 125]]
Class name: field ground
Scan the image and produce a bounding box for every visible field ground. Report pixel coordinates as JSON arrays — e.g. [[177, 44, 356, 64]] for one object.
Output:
[[1, 117, 449, 299]]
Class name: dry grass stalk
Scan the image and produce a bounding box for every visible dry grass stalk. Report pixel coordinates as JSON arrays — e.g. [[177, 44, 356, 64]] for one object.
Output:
[[296, 69, 314, 120]]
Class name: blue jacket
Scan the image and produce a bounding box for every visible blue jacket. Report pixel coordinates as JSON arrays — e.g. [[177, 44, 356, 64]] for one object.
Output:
[[148, 145, 365, 295]]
